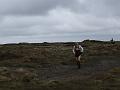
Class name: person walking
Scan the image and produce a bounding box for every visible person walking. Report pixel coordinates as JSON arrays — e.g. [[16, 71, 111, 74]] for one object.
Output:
[[73, 42, 84, 69]]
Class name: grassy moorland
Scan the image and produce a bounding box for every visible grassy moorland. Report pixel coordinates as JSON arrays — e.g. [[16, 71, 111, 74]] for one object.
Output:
[[0, 40, 119, 90]]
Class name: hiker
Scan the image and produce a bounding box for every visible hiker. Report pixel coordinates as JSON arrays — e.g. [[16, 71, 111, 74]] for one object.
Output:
[[73, 42, 84, 69]]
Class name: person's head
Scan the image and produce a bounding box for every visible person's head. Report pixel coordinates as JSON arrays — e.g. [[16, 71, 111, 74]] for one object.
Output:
[[75, 42, 79, 47]]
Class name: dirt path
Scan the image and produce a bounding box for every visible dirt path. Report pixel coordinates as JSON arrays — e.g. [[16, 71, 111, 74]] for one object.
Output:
[[36, 59, 120, 81]]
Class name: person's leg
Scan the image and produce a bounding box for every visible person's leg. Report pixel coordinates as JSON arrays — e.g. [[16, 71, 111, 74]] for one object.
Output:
[[75, 57, 78, 65], [78, 56, 81, 69], [78, 55, 81, 61], [76, 56, 81, 69]]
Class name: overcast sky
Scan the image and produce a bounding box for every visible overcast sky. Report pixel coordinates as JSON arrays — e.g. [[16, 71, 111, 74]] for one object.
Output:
[[0, 0, 120, 43]]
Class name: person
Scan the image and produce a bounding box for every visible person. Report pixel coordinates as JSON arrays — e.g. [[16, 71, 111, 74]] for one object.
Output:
[[73, 42, 84, 69]]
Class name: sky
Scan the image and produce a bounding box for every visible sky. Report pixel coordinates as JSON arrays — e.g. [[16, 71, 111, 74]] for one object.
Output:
[[0, 0, 120, 43]]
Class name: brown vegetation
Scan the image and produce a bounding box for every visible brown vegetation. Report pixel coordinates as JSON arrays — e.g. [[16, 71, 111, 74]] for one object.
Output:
[[0, 41, 119, 90]]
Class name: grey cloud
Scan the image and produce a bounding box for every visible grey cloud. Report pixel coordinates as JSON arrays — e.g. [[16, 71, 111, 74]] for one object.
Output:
[[84, 0, 120, 17], [0, 0, 81, 16], [0, 0, 120, 17], [0, 0, 120, 43]]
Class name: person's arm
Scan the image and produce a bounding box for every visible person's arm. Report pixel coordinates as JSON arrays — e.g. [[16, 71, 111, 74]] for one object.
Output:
[[80, 46, 84, 52], [73, 46, 75, 54]]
